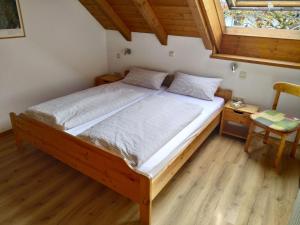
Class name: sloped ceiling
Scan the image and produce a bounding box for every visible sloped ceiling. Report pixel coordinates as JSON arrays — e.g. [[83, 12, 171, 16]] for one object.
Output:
[[79, 0, 300, 69], [80, 0, 200, 38]]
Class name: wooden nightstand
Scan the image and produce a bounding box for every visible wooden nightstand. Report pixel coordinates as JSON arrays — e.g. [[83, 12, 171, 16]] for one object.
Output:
[[95, 74, 124, 86], [220, 101, 259, 139]]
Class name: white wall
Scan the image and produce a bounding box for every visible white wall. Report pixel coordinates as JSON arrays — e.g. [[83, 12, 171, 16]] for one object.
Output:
[[107, 31, 300, 119], [0, 0, 108, 132]]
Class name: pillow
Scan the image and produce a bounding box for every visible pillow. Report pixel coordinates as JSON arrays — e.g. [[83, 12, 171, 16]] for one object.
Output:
[[168, 72, 223, 101], [122, 67, 168, 90]]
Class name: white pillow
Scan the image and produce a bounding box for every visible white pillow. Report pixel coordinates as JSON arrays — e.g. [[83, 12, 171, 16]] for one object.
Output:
[[168, 72, 223, 101], [122, 67, 168, 90]]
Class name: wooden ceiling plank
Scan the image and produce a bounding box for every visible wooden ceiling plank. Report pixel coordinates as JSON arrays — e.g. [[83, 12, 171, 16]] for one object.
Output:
[[131, 0, 168, 45], [186, 0, 213, 50], [94, 0, 132, 41], [79, 0, 115, 29]]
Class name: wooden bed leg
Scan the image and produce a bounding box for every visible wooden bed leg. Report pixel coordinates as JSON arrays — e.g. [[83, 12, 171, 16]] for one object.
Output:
[[9, 112, 23, 151], [140, 201, 152, 225], [139, 176, 152, 225]]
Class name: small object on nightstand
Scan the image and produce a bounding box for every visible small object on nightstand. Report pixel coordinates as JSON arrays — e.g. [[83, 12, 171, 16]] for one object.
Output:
[[231, 97, 246, 109], [220, 100, 259, 139], [94, 74, 124, 86]]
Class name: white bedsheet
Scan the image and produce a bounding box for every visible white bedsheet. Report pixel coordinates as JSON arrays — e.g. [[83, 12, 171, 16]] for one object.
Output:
[[78, 93, 204, 167], [26, 82, 158, 130], [67, 88, 165, 135], [67, 91, 224, 178], [137, 92, 224, 177]]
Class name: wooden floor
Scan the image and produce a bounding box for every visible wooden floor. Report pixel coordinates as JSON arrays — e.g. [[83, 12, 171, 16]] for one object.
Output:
[[0, 132, 299, 225]]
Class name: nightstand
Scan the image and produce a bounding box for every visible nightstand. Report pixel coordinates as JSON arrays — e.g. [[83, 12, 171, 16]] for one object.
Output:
[[220, 101, 259, 139], [95, 74, 124, 86]]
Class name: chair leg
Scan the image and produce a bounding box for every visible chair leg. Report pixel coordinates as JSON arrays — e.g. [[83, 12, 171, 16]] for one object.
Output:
[[263, 130, 270, 144], [291, 129, 300, 158], [274, 134, 287, 172], [245, 122, 255, 153]]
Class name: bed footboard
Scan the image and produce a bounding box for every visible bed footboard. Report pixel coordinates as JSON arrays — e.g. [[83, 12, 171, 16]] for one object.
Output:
[[9, 112, 152, 225]]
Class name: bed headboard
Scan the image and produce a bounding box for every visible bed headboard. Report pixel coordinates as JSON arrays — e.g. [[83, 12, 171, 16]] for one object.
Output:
[[124, 70, 232, 102]]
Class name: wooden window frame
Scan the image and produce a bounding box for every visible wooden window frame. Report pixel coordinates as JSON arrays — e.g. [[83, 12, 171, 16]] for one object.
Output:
[[208, 0, 300, 68], [218, 0, 300, 40], [231, 0, 300, 8], [225, 27, 300, 40]]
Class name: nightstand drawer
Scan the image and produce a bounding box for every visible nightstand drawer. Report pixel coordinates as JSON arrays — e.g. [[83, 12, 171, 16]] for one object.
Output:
[[220, 100, 259, 140], [223, 108, 251, 126]]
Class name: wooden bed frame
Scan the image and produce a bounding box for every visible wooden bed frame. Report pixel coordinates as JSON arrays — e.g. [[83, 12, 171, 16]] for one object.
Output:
[[10, 88, 232, 225]]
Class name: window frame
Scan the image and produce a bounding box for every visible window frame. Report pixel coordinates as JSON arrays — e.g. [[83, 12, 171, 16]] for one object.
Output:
[[219, 0, 300, 39], [207, 0, 300, 68], [226, 0, 300, 8]]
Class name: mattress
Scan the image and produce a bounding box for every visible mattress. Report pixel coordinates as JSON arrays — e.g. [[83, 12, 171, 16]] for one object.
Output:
[[68, 91, 224, 178], [26, 82, 160, 130]]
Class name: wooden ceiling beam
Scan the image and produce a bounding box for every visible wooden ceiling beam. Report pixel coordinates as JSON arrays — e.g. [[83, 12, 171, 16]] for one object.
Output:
[[94, 0, 131, 41], [187, 0, 213, 50], [131, 0, 168, 45], [198, 0, 224, 51]]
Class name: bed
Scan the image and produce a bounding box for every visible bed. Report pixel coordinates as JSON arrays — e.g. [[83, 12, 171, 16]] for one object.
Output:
[[10, 82, 232, 225]]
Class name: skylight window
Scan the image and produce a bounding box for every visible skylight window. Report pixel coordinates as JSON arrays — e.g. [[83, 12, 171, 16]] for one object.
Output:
[[221, 0, 300, 30]]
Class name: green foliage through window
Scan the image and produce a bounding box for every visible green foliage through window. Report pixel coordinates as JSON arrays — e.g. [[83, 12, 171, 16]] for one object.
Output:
[[220, 0, 300, 30]]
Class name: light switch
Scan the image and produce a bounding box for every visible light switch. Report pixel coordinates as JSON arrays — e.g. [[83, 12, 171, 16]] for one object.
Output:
[[239, 71, 247, 79]]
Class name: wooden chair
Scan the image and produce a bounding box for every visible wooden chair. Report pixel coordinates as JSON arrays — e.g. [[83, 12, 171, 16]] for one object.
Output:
[[245, 82, 300, 171]]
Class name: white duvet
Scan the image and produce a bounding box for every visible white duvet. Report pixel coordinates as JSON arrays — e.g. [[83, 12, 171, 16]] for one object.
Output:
[[79, 94, 203, 167], [25, 82, 155, 130]]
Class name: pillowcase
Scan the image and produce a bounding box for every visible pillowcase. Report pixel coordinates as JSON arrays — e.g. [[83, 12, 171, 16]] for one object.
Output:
[[122, 67, 168, 90], [168, 72, 223, 101]]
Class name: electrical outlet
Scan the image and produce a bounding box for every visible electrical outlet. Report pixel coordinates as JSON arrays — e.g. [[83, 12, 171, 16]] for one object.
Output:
[[116, 53, 121, 59], [169, 51, 175, 57], [239, 71, 247, 79]]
